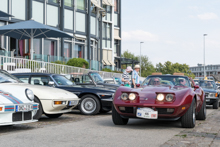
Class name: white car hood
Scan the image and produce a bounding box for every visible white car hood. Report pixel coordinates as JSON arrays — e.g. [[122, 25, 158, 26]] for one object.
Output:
[[0, 83, 78, 100]]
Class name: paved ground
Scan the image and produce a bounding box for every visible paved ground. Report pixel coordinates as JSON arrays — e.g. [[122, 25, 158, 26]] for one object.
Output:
[[0, 108, 216, 147]]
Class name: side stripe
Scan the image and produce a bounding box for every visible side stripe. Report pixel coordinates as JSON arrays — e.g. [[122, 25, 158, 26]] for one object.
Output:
[[1, 95, 18, 104], [9, 95, 23, 104]]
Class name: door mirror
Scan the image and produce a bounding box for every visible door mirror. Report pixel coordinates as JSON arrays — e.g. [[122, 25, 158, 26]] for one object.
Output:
[[48, 81, 55, 86], [136, 84, 141, 87], [194, 85, 199, 89]]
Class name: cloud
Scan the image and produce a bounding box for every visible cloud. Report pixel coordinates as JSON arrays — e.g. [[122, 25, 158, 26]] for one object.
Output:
[[197, 12, 218, 20], [122, 30, 158, 42]]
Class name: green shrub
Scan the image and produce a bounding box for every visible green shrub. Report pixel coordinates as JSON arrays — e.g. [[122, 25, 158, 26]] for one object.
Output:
[[66, 58, 89, 68], [102, 68, 113, 72], [52, 60, 66, 65]]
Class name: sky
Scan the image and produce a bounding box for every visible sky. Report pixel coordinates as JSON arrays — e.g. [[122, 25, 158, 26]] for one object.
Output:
[[121, 0, 220, 67]]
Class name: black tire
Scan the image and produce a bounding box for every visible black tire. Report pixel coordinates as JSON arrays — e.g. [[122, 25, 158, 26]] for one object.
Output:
[[213, 99, 219, 109], [196, 98, 206, 120], [33, 96, 43, 120], [181, 98, 196, 128], [112, 105, 128, 125], [79, 94, 101, 115], [45, 113, 63, 118]]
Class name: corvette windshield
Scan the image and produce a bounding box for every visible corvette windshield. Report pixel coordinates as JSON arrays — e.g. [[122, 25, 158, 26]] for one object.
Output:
[[52, 75, 75, 86], [0, 71, 20, 83], [199, 80, 216, 89], [142, 76, 190, 87], [90, 73, 104, 83]]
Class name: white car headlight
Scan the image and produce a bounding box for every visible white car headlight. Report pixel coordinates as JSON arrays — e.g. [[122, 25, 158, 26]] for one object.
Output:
[[121, 93, 128, 100], [25, 89, 34, 101], [157, 94, 165, 101], [129, 93, 136, 100], [166, 94, 174, 102]]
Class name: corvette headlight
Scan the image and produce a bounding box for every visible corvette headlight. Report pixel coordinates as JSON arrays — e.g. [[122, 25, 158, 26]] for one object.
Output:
[[121, 93, 128, 100], [166, 94, 174, 102], [157, 94, 165, 101], [25, 89, 34, 101], [129, 93, 136, 100]]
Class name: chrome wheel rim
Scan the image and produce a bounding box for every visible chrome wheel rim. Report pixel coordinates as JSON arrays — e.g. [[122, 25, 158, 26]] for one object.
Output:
[[81, 98, 96, 114]]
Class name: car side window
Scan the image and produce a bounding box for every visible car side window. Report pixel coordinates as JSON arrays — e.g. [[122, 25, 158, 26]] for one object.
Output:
[[30, 76, 53, 86], [16, 75, 29, 83], [82, 75, 92, 83]]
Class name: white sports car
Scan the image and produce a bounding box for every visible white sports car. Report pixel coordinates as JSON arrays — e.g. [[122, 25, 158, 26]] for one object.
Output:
[[0, 87, 38, 126], [0, 70, 80, 120]]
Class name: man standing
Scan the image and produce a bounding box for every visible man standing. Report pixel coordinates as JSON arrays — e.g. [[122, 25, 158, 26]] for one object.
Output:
[[132, 65, 140, 88], [122, 66, 133, 87]]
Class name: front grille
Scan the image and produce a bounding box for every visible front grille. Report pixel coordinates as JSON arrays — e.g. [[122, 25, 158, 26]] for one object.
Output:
[[119, 107, 134, 113], [13, 112, 22, 122], [157, 108, 174, 114], [12, 112, 32, 122], [24, 112, 32, 120]]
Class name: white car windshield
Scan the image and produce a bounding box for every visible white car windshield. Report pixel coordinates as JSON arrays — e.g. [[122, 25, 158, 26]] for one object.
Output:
[[0, 71, 19, 83], [90, 73, 104, 83], [52, 75, 75, 86]]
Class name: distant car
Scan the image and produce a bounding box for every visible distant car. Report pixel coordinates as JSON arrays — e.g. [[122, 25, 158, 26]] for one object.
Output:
[[104, 77, 123, 85], [0, 70, 39, 126], [13, 73, 115, 115], [112, 73, 206, 128], [198, 80, 220, 109], [65, 72, 119, 90]]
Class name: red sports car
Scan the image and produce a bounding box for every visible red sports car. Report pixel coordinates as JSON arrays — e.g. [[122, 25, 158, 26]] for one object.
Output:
[[112, 73, 206, 128]]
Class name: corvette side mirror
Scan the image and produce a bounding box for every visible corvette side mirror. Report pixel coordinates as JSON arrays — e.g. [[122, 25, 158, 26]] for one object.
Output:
[[194, 85, 199, 89], [136, 84, 141, 87]]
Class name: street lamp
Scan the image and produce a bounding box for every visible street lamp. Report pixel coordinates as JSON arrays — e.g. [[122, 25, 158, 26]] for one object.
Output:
[[203, 34, 207, 79], [140, 42, 144, 77]]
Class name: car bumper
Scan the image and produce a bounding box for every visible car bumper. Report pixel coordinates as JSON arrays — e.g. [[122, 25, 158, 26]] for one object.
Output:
[[41, 99, 79, 114], [206, 97, 219, 105], [114, 103, 191, 119]]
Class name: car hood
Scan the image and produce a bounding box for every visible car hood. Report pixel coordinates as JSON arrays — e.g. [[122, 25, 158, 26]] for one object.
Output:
[[0, 83, 79, 100], [202, 88, 217, 93]]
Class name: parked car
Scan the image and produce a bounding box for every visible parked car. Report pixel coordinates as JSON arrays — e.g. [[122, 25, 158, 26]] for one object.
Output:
[[198, 80, 220, 109], [112, 73, 206, 128], [1, 70, 80, 120], [65, 72, 119, 90], [0, 71, 39, 126], [13, 73, 115, 115], [104, 77, 122, 85]]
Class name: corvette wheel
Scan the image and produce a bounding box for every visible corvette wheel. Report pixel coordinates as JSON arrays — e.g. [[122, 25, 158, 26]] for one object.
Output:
[[33, 96, 43, 120], [79, 95, 100, 115], [112, 105, 128, 125], [196, 97, 206, 120], [213, 100, 219, 109], [181, 98, 196, 128], [45, 113, 63, 118]]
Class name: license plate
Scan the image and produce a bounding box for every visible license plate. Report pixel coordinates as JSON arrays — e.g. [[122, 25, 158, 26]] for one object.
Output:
[[69, 101, 78, 106], [136, 108, 158, 119], [16, 105, 33, 112]]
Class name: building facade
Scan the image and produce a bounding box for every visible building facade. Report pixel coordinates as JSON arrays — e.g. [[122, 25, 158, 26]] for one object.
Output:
[[0, 0, 122, 70], [190, 64, 220, 77]]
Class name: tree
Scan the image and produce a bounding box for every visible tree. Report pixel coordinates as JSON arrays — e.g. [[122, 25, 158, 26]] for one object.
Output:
[[156, 61, 195, 78]]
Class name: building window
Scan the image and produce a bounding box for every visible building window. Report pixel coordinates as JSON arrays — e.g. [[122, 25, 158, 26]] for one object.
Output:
[[33, 39, 41, 55], [48, 0, 59, 4], [0, 22, 5, 50], [77, 0, 85, 10], [114, 13, 118, 27], [76, 12, 86, 32], [102, 22, 112, 48], [0, 0, 8, 13], [64, 0, 73, 7], [44, 40, 57, 56], [12, 0, 26, 20], [74, 44, 84, 58], [64, 9, 73, 30], [91, 17, 96, 35], [64, 42, 71, 58], [47, 5, 59, 27], [103, 5, 112, 21], [33, 1, 44, 23], [91, 4, 97, 14]]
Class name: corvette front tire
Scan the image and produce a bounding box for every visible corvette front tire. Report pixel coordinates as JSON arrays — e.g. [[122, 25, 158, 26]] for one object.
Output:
[[112, 105, 128, 125], [181, 98, 196, 128]]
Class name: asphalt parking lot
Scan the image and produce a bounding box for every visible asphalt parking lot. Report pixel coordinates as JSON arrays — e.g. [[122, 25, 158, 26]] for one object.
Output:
[[0, 108, 215, 147]]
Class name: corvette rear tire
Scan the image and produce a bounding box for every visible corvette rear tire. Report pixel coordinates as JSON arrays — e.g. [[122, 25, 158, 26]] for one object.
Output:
[[112, 105, 128, 125], [196, 98, 206, 120], [181, 98, 196, 128], [213, 100, 219, 109], [45, 113, 63, 118], [79, 95, 101, 115], [33, 96, 43, 120]]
